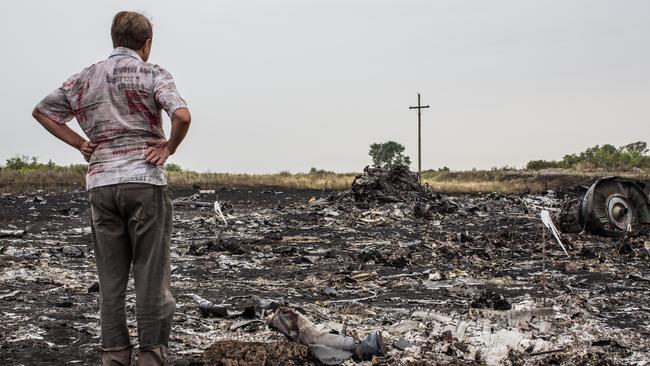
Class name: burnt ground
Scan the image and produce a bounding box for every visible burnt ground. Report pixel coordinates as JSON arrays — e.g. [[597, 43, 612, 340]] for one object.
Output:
[[1, 187, 649, 365]]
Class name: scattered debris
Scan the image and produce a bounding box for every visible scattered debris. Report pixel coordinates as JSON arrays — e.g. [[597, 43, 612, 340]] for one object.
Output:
[[58, 207, 80, 216], [322, 287, 339, 297], [173, 193, 214, 208], [0, 290, 20, 300], [192, 294, 228, 318], [470, 291, 512, 311], [61, 245, 85, 258], [0, 230, 26, 238], [354, 330, 385, 361], [213, 200, 228, 226], [1, 180, 650, 365], [394, 337, 412, 351], [541, 210, 569, 257]]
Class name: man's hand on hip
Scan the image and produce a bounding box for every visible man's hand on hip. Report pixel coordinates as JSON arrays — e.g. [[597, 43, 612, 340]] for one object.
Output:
[[80, 141, 98, 162], [143, 108, 191, 166], [144, 139, 172, 166]]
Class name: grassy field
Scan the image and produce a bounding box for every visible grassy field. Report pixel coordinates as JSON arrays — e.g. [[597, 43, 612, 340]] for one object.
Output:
[[421, 168, 649, 193], [1, 165, 648, 193]]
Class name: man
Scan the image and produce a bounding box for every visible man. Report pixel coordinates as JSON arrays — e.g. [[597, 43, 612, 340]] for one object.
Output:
[[32, 11, 191, 366]]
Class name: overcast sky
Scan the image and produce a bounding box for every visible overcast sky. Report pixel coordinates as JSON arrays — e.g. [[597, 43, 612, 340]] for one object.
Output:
[[1, 0, 648, 173]]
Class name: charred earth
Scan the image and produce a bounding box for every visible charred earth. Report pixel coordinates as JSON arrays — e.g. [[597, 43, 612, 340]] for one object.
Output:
[[1, 170, 650, 365]]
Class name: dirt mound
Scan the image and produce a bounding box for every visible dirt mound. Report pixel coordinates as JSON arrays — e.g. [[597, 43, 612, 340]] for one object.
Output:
[[199, 340, 313, 366]]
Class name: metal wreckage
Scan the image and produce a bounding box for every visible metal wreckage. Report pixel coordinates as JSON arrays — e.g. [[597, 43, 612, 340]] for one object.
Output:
[[1, 166, 650, 365]]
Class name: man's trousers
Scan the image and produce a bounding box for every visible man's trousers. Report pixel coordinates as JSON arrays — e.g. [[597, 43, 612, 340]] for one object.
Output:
[[89, 183, 175, 353]]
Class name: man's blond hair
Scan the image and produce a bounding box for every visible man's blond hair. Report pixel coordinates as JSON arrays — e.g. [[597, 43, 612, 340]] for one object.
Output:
[[111, 11, 153, 50]]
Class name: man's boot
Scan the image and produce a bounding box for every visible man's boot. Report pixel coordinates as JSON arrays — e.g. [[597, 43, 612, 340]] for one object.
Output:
[[101, 348, 132, 366], [137, 345, 168, 366]]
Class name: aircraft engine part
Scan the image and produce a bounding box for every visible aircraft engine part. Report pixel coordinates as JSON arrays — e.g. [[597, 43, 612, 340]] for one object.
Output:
[[558, 177, 650, 238]]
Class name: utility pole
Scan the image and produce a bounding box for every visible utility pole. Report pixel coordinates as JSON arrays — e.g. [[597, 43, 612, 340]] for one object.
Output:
[[409, 93, 429, 180]]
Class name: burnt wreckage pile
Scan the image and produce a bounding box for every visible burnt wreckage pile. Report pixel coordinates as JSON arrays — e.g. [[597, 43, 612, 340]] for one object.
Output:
[[348, 165, 457, 218]]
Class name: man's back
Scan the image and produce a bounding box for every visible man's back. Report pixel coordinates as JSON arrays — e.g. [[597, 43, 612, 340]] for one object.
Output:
[[35, 47, 186, 189]]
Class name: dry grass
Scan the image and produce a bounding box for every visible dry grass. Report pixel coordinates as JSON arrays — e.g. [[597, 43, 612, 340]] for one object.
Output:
[[0, 168, 86, 192], [424, 179, 545, 193], [0, 168, 356, 192], [422, 168, 650, 193], [167, 171, 356, 190], [1, 167, 647, 193]]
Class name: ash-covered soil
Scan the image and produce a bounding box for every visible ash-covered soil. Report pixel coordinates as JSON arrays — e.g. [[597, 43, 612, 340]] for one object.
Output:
[[1, 186, 649, 365]]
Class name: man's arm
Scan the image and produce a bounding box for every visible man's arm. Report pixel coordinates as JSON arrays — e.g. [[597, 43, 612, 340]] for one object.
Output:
[[144, 107, 191, 166], [32, 109, 97, 162]]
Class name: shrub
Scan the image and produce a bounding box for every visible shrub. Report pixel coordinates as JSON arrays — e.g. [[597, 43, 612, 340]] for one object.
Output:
[[526, 160, 563, 170], [165, 163, 183, 172], [5, 155, 59, 171], [309, 167, 335, 176], [5, 155, 33, 170]]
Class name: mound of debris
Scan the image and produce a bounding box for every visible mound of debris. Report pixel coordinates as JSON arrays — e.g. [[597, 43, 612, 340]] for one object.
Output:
[[349, 165, 457, 218]]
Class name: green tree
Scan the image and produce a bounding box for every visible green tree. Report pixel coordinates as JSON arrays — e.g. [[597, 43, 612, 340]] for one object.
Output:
[[621, 141, 648, 154], [526, 141, 650, 171], [369, 141, 411, 169]]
